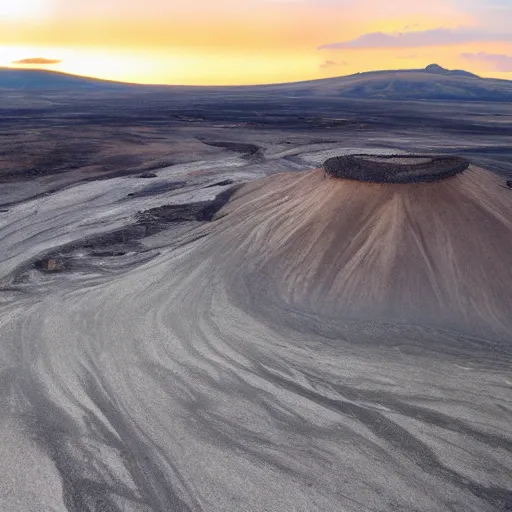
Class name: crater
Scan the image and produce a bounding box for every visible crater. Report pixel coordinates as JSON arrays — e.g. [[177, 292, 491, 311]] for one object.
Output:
[[323, 154, 470, 184]]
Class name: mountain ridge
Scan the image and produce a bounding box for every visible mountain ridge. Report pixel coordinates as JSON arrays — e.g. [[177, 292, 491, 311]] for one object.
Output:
[[2, 64, 512, 101], [0, 67, 135, 90], [424, 63, 479, 78]]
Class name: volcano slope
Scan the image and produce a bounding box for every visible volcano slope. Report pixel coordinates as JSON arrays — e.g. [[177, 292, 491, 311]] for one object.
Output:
[[215, 160, 512, 340], [1, 160, 512, 512]]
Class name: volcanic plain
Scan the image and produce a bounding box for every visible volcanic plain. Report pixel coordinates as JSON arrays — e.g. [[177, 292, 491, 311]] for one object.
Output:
[[0, 75, 512, 512]]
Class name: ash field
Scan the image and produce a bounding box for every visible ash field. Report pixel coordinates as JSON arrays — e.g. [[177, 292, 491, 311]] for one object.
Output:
[[1, 67, 512, 512]]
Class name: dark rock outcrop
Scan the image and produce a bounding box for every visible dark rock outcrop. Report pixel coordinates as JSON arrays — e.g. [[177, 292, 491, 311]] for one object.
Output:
[[34, 257, 67, 272], [323, 154, 470, 184]]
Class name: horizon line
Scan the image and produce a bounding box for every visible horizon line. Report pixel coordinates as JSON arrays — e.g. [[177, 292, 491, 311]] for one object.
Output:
[[1, 63, 501, 88]]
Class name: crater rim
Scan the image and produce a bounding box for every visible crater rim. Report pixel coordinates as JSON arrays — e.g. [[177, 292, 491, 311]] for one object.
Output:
[[323, 154, 470, 184]]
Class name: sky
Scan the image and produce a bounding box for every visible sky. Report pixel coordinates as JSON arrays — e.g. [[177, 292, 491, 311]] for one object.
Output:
[[1, 0, 512, 85]]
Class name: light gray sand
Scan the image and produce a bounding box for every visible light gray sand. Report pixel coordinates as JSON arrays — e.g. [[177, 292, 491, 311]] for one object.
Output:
[[0, 153, 511, 511]]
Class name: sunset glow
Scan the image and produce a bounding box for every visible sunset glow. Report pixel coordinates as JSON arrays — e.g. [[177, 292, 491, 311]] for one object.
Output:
[[2, 0, 512, 84], [0, 0, 45, 19]]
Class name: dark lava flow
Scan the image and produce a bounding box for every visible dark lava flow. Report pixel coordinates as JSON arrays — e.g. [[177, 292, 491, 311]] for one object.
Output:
[[324, 154, 470, 183]]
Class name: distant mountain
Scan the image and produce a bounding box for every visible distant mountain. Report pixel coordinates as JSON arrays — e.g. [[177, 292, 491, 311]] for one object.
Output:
[[423, 63, 479, 78], [0, 68, 133, 90], [263, 64, 512, 102], [2, 64, 512, 101]]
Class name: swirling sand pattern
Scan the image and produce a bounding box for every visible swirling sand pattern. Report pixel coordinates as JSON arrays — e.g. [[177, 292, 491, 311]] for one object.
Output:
[[1, 166, 512, 511]]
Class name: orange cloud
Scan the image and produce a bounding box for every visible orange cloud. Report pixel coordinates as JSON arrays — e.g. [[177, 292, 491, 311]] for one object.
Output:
[[320, 60, 348, 70], [461, 51, 512, 72], [12, 57, 62, 64], [319, 27, 512, 50]]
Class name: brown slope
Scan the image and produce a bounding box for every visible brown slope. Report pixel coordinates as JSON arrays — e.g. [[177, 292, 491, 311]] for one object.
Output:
[[206, 165, 512, 339]]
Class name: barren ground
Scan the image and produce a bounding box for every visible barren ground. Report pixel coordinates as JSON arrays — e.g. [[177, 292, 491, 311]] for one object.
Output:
[[0, 89, 511, 512]]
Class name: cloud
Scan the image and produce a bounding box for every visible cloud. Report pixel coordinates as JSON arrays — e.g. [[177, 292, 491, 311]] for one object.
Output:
[[320, 59, 348, 69], [12, 57, 62, 65], [318, 27, 511, 50], [461, 52, 512, 71], [397, 53, 419, 59]]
